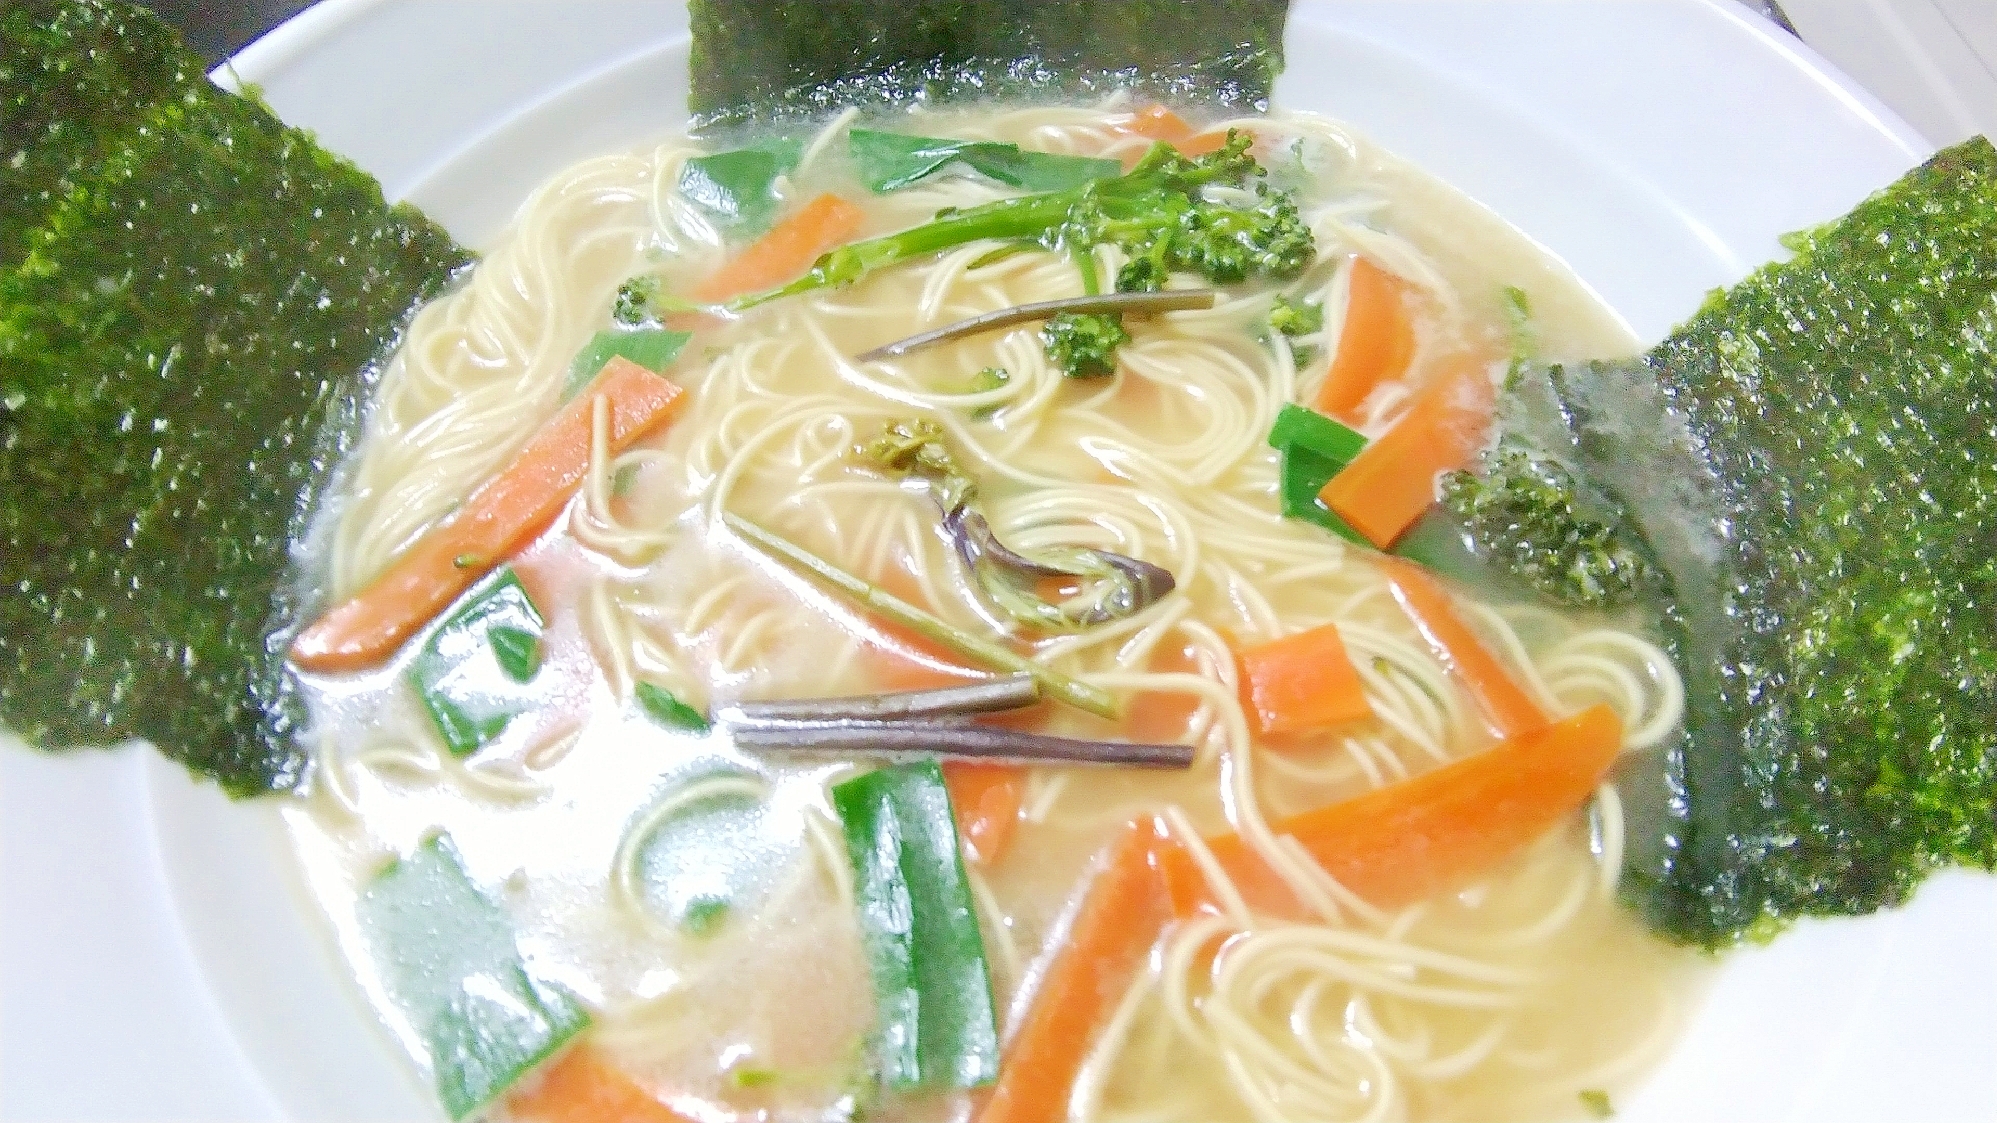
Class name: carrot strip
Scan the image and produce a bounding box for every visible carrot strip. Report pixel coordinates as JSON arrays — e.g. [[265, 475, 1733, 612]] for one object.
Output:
[[1319, 356, 1496, 548], [291, 357, 686, 673], [507, 1046, 698, 1123], [694, 193, 867, 303], [978, 820, 1172, 1123], [1313, 257, 1417, 422], [944, 761, 1026, 866], [1175, 704, 1624, 917], [1236, 623, 1373, 736], [1378, 556, 1546, 738], [1116, 105, 1243, 161], [1123, 104, 1195, 143]]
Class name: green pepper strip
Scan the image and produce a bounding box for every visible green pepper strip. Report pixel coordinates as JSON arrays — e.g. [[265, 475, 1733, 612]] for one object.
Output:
[[832, 761, 1000, 1090]]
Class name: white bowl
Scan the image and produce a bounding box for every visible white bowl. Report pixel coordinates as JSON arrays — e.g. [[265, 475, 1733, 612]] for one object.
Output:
[[2, 2, 1991, 1120]]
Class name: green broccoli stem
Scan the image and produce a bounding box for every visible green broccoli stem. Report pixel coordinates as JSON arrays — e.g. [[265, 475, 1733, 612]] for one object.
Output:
[[732, 191, 1076, 309]]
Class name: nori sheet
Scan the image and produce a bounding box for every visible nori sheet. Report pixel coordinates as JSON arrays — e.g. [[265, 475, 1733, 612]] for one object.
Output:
[[0, 1, 470, 795], [687, 0, 1290, 130]]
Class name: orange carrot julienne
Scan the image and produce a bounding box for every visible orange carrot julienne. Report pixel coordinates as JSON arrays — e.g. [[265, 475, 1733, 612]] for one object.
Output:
[[1313, 257, 1418, 422], [290, 356, 686, 674], [507, 1046, 698, 1123], [1320, 355, 1496, 548], [978, 819, 1172, 1123], [1171, 704, 1624, 917], [1118, 105, 1242, 160], [1379, 556, 1547, 738], [944, 761, 1026, 866], [1124, 104, 1195, 142], [693, 193, 867, 303], [1236, 623, 1373, 737]]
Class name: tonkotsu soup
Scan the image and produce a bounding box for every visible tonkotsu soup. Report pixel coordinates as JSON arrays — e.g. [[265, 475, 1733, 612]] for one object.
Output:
[[281, 101, 1706, 1123]]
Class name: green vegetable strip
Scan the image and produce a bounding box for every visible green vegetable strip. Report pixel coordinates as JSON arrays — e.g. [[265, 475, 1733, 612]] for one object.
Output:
[[1267, 404, 1368, 543], [724, 513, 1118, 717], [360, 834, 591, 1119], [1267, 402, 1366, 462], [679, 138, 803, 236], [0, 0, 471, 794], [831, 761, 1000, 1090], [732, 134, 1312, 310], [850, 128, 1117, 194], [408, 570, 545, 757], [636, 681, 712, 733], [562, 328, 692, 401]]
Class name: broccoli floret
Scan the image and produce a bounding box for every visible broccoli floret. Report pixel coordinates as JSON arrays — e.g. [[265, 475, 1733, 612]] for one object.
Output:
[[1040, 312, 1129, 378], [1436, 450, 1652, 611], [1165, 183, 1313, 284], [738, 131, 1314, 307], [612, 275, 660, 326], [1268, 293, 1323, 338]]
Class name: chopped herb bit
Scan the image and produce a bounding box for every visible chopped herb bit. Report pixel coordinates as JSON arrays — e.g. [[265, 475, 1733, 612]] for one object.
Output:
[[1579, 1088, 1614, 1118], [681, 894, 731, 936], [968, 366, 1011, 395], [1269, 293, 1323, 337], [967, 366, 1010, 419], [453, 554, 483, 570], [730, 1066, 781, 1089], [487, 625, 542, 684], [636, 682, 711, 733], [1501, 284, 1536, 378], [612, 463, 643, 497], [967, 241, 1034, 270]]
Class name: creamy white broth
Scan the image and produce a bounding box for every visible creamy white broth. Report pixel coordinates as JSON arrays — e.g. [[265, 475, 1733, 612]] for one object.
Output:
[[286, 104, 1702, 1123]]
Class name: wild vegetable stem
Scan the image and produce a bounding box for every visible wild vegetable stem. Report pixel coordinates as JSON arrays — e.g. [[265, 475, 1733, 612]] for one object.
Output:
[[722, 513, 1119, 717]]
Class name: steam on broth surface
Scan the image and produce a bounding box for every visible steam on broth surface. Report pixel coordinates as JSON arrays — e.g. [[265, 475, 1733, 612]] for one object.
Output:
[[285, 102, 1705, 1123]]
